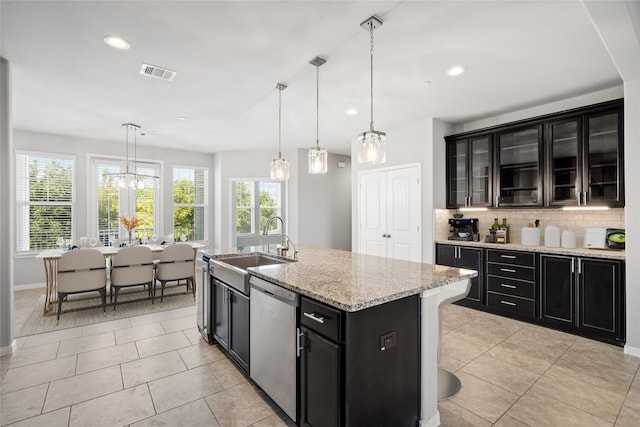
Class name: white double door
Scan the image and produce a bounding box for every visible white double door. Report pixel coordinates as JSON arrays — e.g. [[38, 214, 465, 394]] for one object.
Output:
[[358, 164, 421, 262]]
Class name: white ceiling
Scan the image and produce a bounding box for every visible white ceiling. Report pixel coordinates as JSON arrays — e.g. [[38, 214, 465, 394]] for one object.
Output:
[[0, 1, 622, 156]]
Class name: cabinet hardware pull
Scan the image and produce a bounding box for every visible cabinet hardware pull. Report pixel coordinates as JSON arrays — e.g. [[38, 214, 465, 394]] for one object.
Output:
[[500, 300, 517, 306], [500, 255, 516, 259], [296, 328, 304, 357], [495, 195, 500, 207], [500, 268, 517, 273], [303, 312, 325, 324], [500, 284, 516, 289]]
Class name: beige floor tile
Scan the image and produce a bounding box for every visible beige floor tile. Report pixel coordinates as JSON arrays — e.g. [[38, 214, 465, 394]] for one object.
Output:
[[0, 383, 48, 425], [148, 365, 223, 413], [616, 405, 640, 427], [504, 325, 577, 358], [553, 357, 635, 395], [205, 382, 274, 427], [507, 389, 612, 427], [438, 400, 492, 427], [76, 342, 139, 374], [183, 327, 206, 345], [121, 351, 187, 388], [69, 384, 155, 427], [131, 398, 220, 427], [462, 353, 540, 395], [625, 383, 640, 411], [115, 322, 166, 345], [441, 331, 494, 364], [57, 331, 116, 357], [564, 339, 640, 377], [454, 314, 523, 346], [450, 371, 519, 423], [439, 354, 466, 373], [3, 407, 70, 427], [0, 355, 76, 394], [22, 326, 83, 349], [492, 414, 531, 427], [0, 341, 59, 370], [532, 367, 625, 422], [129, 310, 180, 327], [81, 317, 132, 337], [0, 369, 6, 383], [251, 413, 289, 427], [161, 315, 197, 333], [43, 365, 123, 412], [208, 357, 248, 389], [135, 331, 191, 359], [485, 340, 558, 375], [178, 343, 225, 369], [441, 304, 486, 333]]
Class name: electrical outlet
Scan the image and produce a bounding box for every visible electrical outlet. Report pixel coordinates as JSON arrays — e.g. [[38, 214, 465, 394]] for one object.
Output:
[[380, 331, 396, 351]]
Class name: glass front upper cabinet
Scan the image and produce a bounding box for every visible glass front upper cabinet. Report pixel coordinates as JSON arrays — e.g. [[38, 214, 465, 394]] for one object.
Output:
[[584, 110, 623, 206], [547, 118, 580, 206], [446, 135, 492, 208], [446, 140, 467, 207], [496, 125, 543, 207]]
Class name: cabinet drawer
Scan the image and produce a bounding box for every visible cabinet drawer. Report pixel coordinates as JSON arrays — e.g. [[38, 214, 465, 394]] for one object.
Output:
[[301, 297, 342, 342], [487, 292, 535, 317], [487, 250, 535, 266], [487, 276, 535, 299], [488, 263, 535, 282]]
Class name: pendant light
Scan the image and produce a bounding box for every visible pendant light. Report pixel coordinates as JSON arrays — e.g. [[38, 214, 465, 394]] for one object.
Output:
[[358, 15, 386, 164], [270, 83, 289, 180], [308, 56, 328, 174], [105, 123, 159, 189]]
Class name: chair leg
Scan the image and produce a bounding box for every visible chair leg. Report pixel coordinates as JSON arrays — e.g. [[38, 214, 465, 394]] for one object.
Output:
[[191, 278, 195, 299], [113, 287, 120, 311], [161, 280, 166, 303], [98, 288, 107, 314], [57, 293, 66, 321]]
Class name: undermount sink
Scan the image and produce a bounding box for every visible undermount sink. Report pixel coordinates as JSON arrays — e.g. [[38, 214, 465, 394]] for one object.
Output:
[[210, 254, 290, 294]]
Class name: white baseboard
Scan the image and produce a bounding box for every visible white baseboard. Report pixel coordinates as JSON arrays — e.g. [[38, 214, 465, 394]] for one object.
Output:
[[624, 344, 640, 357], [0, 339, 17, 356], [14, 282, 46, 290]]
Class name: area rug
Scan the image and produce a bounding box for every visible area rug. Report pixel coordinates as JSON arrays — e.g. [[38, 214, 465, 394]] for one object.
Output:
[[17, 283, 196, 337]]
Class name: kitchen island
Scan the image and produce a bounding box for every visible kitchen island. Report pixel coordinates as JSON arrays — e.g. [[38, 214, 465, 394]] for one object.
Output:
[[201, 246, 477, 427]]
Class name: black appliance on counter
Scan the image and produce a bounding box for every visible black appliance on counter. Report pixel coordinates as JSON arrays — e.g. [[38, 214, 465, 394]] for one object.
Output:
[[448, 218, 479, 241]]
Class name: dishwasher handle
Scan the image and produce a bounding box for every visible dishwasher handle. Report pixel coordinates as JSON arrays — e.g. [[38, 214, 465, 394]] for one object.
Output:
[[249, 275, 300, 306]]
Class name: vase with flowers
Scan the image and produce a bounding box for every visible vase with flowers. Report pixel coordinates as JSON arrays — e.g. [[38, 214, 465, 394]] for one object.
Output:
[[119, 215, 140, 245]]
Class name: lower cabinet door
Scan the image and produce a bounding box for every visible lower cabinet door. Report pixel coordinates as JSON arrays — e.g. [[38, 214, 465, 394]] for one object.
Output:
[[212, 281, 229, 349], [435, 244, 457, 267], [300, 327, 341, 427], [579, 258, 624, 341], [540, 255, 575, 326], [460, 247, 484, 303], [229, 289, 250, 373]]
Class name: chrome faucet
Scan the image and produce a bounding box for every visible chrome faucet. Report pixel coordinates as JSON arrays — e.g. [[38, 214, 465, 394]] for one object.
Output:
[[262, 215, 297, 258]]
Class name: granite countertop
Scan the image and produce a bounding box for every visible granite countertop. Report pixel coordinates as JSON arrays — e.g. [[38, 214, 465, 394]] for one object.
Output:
[[204, 246, 477, 312], [434, 239, 626, 260]]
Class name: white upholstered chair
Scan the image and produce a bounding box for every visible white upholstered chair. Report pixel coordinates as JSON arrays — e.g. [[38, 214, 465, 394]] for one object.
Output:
[[154, 243, 195, 302], [57, 249, 107, 320], [110, 245, 155, 309]]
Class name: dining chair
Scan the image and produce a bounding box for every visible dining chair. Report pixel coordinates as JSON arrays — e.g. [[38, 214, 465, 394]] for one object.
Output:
[[57, 249, 107, 321], [155, 243, 195, 302], [110, 245, 155, 309]]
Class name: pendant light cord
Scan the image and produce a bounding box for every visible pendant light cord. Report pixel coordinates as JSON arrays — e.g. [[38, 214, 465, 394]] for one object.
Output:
[[278, 86, 282, 159], [316, 63, 320, 149], [370, 23, 374, 132]]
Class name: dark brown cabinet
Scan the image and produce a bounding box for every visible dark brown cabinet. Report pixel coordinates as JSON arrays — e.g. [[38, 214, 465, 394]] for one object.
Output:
[[545, 102, 624, 207], [486, 249, 536, 319], [540, 254, 625, 344], [446, 135, 492, 208], [435, 244, 485, 305], [212, 279, 250, 373]]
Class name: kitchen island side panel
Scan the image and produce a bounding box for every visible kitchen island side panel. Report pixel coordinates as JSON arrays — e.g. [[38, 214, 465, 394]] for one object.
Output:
[[343, 295, 420, 427]]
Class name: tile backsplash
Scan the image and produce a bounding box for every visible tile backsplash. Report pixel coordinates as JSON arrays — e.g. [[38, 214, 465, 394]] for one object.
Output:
[[434, 208, 625, 247]]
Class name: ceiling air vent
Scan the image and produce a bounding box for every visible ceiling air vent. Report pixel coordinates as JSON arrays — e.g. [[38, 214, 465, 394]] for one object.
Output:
[[140, 64, 176, 81]]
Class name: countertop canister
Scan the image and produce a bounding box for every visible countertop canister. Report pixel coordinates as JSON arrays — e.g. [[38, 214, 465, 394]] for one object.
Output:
[[562, 230, 577, 248], [521, 227, 541, 246], [545, 225, 560, 248]]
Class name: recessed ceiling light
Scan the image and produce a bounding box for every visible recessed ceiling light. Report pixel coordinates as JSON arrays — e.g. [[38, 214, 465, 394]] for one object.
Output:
[[178, 117, 187, 121], [346, 109, 358, 115], [446, 66, 466, 76], [103, 35, 130, 50], [423, 80, 432, 85]]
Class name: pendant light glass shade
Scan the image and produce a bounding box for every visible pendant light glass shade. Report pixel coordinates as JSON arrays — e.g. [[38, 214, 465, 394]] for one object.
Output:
[[270, 83, 289, 181], [308, 56, 328, 174], [358, 16, 386, 165], [104, 123, 159, 189]]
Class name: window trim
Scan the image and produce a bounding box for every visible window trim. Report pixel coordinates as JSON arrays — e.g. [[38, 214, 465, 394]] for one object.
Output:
[[15, 150, 76, 253], [172, 165, 209, 242]]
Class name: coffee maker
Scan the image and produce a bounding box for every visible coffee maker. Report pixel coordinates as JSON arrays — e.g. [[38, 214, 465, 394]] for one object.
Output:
[[448, 218, 479, 241]]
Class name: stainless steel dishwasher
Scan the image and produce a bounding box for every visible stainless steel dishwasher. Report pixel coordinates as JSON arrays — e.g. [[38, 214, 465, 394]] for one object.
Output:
[[249, 275, 299, 422]]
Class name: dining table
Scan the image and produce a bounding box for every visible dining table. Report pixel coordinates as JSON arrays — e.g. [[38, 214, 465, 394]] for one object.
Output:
[[36, 242, 205, 315]]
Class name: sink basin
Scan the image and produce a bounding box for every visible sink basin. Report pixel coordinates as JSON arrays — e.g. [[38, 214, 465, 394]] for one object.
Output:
[[210, 254, 290, 294]]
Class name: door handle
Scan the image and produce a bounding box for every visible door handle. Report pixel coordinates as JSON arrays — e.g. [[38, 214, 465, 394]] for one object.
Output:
[[500, 284, 517, 289], [495, 195, 500, 207], [500, 300, 517, 306], [296, 328, 305, 357], [500, 268, 517, 273], [500, 255, 516, 259], [303, 311, 325, 324]]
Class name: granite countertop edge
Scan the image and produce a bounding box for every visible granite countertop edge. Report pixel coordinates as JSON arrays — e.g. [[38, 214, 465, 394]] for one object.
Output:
[[434, 240, 626, 260]]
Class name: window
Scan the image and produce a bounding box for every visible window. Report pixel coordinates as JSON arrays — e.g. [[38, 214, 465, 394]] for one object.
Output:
[[16, 152, 74, 251], [91, 156, 161, 245], [173, 166, 208, 241], [232, 180, 285, 248]]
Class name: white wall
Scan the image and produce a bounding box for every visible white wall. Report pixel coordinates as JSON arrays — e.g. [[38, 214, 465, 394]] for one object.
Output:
[[12, 130, 216, 287], [295, 149, 351, 251]]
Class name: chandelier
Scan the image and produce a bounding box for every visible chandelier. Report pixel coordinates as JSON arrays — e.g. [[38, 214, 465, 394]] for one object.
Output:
[[270, 83, 290, 180], [308, 56, 328, 174], [105, 123, 159, 189], [358, 15, 386, 164]]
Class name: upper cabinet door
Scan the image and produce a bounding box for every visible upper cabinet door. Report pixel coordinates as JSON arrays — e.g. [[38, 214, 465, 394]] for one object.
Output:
[[547, 117, 582, 206], [469, 135, 492, 207], [496, 125, 543, 207], [584, 108, 624, 207], [446, 139, 468, 208]]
